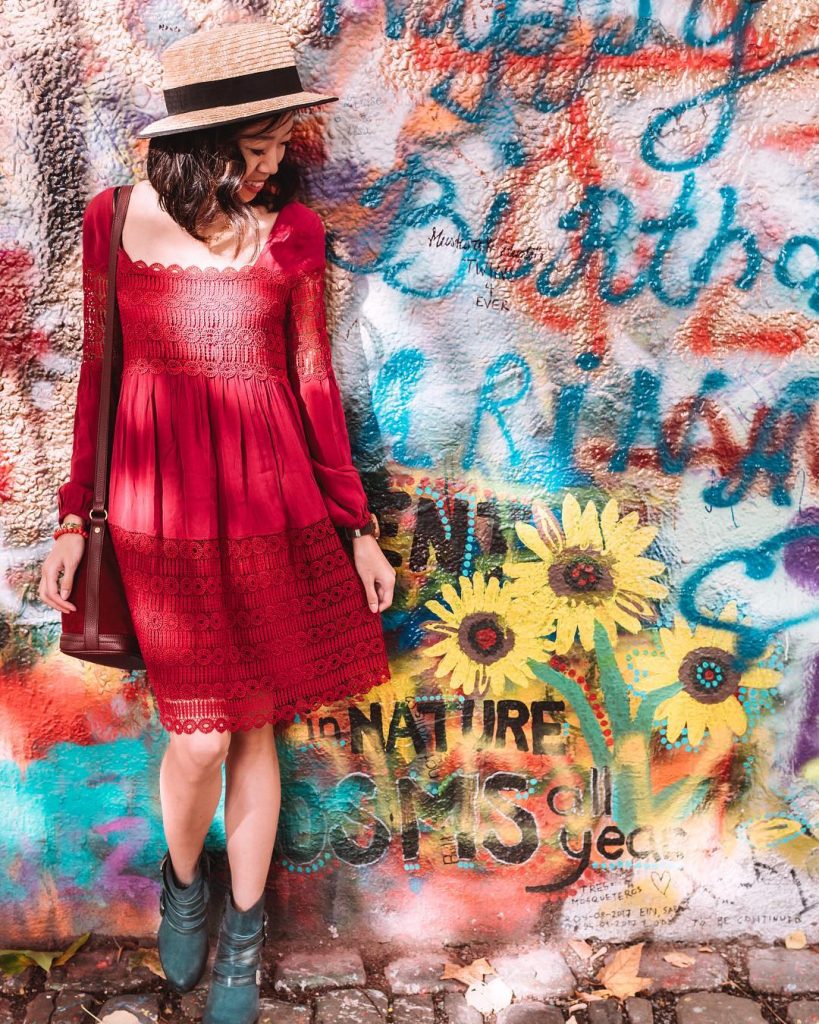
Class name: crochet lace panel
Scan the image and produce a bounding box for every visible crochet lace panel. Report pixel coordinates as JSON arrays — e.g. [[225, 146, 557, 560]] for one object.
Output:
[[108, 515, 392, 735], [104, 253, 337, 386], [83, 266, 107, 362], [285, 266, 333, 383], [114, 259, 294, 383]]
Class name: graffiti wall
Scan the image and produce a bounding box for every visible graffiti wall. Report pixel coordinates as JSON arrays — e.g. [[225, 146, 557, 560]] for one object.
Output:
[[2, 0, 819, 945]]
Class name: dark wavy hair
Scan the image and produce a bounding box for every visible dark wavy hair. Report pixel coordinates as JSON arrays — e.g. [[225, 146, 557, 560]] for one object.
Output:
[[144, 109, 302, 262]]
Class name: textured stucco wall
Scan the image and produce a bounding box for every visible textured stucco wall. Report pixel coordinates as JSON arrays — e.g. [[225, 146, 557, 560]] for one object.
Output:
[[2, 1, 819, 946]]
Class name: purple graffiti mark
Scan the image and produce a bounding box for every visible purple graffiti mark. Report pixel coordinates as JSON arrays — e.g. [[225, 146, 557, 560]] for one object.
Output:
[[793, 656, 819, 774], [93, 816, 155, 905], [783, 507, 819, 593]]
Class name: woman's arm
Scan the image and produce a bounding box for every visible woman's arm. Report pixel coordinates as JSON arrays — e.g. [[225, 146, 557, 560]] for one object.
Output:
[[283, 208, 373, 532], [56, 191, 111, 524]]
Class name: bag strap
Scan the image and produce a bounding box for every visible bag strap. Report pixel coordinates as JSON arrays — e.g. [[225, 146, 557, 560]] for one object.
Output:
[[90, 184, 133, 520], [81, 185, 133, 652]]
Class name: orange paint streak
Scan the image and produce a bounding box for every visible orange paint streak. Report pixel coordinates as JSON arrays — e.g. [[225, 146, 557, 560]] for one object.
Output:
[[755, 123, 819, 153], [680, 285, 810, 356], [691, 319, 808, 357], [0, 660, 149, 771]]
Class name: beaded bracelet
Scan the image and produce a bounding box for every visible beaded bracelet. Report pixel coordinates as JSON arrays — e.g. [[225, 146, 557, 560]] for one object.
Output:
[[54, 522, 89, 540]]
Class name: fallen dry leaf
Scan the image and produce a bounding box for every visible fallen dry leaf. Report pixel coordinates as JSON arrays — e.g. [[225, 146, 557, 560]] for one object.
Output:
[[128, 947, 165, 980], [577, 990, 611, 1002], [441, 956, 496, 986], [464, 975, 513, 1014], [53, 933, 91, 968], [785, 930, 807, 950], [595, 943, 652, 999], [567, 939, 594, 961], [663, 951, 696, 968], [0, 931, 91, 977]]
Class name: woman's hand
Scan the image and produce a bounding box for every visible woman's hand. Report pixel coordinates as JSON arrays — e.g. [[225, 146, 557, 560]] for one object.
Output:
[[39, 534, 85, 613], [351, 535, 396, 613]]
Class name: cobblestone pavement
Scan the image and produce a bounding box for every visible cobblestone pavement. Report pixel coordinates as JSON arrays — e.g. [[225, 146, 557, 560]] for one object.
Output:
[[1, 935, 817, 1023]]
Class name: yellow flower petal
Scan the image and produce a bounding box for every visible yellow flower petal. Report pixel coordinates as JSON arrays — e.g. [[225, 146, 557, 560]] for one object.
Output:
[[624, 577, 669, 600], [611, 601, 643, 635], [434, 647, 462, 679], [576, 500, 604, 550], [600, 499, 621, 545], [615, 592, 655, 618], [657, 694, 686, 742], [721, 696, 748, 737], [532, 499, 565, 552], [515, 522, 554, 562], [605, 513, 654, 555], [555, 611, 579, 654], [576, 604, 596, 650], [741, 666, 780, 691], [440, 583, 463, 615], [561, 493, 583, 544], [503, 561, 547, 587], [638, 662, 678, 692], [627, 555, 666, 577], [422, 636, 457, 657], [595, 605, 619, 646], [746, 817, 805, 848], [505, 664, 534, 689], [684, 697, 708, 747], [659, 623, 686, 664], [424, 600, 458, 624]]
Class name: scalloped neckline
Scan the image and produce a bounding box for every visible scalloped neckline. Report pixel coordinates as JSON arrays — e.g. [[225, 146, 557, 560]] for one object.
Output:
[[118, 201, 292, 276]]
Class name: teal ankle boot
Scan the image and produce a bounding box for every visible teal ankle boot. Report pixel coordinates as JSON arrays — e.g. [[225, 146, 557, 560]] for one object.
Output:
[[202, 887, 268, 1024], [157, 848, 211, 993]]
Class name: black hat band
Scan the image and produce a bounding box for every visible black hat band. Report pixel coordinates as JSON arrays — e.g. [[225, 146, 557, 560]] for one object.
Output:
[[163, 65, 304, 115]]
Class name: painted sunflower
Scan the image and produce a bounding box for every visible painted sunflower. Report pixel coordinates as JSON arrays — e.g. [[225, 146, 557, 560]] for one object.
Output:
[[421, 572, 555, 697], [503, 494, 668, 654], [625, 614, 781, 748]]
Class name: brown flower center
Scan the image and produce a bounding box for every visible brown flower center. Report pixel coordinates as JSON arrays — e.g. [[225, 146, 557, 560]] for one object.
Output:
[[547, 546, 614, 600], [679, 646, 739, 705], [458, 612, 514, 665]]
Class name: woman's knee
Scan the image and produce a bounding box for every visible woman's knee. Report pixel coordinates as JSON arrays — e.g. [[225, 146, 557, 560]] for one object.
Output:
[[169, 730, 231, 772], [226, 722, 276, 757]]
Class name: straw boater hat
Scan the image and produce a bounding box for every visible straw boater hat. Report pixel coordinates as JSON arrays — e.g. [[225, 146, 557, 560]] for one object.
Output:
[[137, 20, 339, 139]]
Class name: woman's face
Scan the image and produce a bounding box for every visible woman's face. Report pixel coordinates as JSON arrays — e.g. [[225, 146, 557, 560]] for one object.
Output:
[[233, 112, 296, 201]]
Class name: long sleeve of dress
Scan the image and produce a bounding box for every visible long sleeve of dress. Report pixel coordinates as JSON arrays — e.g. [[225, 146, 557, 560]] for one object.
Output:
[[56, 190, 111, 522], [284, 209, 372, 532]]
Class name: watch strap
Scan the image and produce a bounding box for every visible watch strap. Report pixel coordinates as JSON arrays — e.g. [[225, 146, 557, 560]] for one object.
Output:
[[345, 513, 379, 540]]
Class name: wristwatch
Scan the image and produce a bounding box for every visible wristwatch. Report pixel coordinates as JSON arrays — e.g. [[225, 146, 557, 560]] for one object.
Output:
[[346, 512, 380, 541]]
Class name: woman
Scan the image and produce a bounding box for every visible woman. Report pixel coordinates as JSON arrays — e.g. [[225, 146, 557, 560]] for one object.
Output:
[[38, 20, 395, 1024]]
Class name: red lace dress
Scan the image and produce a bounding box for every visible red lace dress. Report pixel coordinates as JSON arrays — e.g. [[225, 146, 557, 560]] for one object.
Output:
[[58, 186, 391, 733]]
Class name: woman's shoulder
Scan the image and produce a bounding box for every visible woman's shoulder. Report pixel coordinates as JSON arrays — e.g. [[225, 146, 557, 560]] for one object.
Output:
[[84, 185, 117, 222], [283, 200, 324, 235], [280, 201, 326, 269], [81, 186, 118, 265]]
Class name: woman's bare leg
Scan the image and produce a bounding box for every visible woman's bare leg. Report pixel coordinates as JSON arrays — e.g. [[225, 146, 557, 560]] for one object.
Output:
[[159, 731, 230, 885], [223, 724, 281, 911]]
